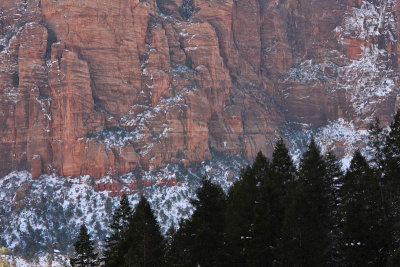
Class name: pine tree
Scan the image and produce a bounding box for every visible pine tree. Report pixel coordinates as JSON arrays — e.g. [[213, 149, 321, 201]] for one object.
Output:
[[70, 224, 98, 267], [225, 166, 259, 266], [325, 151, 342, 207], [324, 151, 343, 265], [188, 179, 227, 266], [165, 219, 192, 266], [124, 196, 165, 266], [268, 138, 297, 185], [368, 117, 386, 174], [383, 110, 400, 262], [276, 139, 333, 266], [103, 195, 132, 267], [223, 151, 268, 266], [247, 139, 296, 266], [339, 151, 387, 266], [385, 110, 400, 176], [384, 110, 400, 203], [164, 225, 176, 256], [388, 243, 400, 266], [252, 151, 269, 182], [164, 225, 177, 266]]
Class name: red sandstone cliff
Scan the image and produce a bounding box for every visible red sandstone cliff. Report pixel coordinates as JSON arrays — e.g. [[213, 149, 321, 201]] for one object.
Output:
[[0, 0, 398, 178]]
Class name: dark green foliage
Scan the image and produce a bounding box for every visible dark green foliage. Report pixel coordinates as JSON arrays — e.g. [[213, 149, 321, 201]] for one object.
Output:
[[384, 110, 400, 203], [251, 151, 269, 181], [223, 151, 269, 266], [58, 111, 400, 266], [248, 141, 295, 266], [385, 110, 400, 164], [324, 151, 343, 265], [268, 138, 297, 184], [166, 220, 192, 266], [45, 26, 57, 60], [103, 195, 132, 267], [124, 196, 165, 266], [181, 0, 194, 19], [368, 118, 385, 174], [70, 224, 98, 267], [177, 7, 186, 19], [383, 110, 400, 261], [276, 139, 333, 266], [185, 55, 193, 69], [325, 151, 343, 208], [188, 179, 227, 266], [169, 179, 227, 266], [388, 245, 400, 267], [12, 71, 19, 87], [366, 117, 395, 265], [339, 151, 388, 266], [224, 166, 258, 266], [19, 221, 44, 259], [164, 225, 176, 266], [105, 198, 113, 215]]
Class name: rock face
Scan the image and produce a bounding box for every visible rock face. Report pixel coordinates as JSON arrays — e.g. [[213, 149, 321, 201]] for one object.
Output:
[[0, 0, 399, 178]]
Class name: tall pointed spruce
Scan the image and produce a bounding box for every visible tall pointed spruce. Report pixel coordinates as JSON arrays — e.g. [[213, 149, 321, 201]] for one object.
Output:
[[325, 151, 342, 208], [324, 151, 343, 265], [276, 139, 333, 266], [385, 110, 400, 175], [225, 166, 258, 266], [248, 139, 296, 266], [124, 196, 165, 266], [384, 110, 400, 206], [339, 151, 387, 266], [383, 110, 400, 262], [166, 219, 192, 266], [70, 224, 98, 267], [368, 117, 386, 175], [188, 179, 227, 266], [103, 195, 132, 267]]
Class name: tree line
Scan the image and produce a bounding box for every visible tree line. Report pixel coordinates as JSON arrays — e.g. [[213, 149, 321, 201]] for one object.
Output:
[[70, 110, 400, 266]]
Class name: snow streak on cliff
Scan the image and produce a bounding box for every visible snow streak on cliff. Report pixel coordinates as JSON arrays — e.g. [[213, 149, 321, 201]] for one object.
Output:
[[284, 0, 399, 167]]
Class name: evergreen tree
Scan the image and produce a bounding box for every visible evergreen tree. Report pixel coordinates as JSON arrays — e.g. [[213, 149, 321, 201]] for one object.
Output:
[[368, 117, 386, 174], [339, 151, 387, 266], [248, 139, 296, 266], [225, 164, 261, 266], [384, 110, 400, 205], [384, 110, 400, 180], [251, 151, 269, 182], [269, 138, 297, 185], [70, 224, 98, 267], [165, 219, 192, 266], [188, 179, 227, 266], [276, 139, 333, 266], [164, 225, 176, 257], [367, 116, 395, 264], [124, 196, 165, 266], [324, 151, 343, 265], [325, 151, 342, 208], [383, 110, 400, 262], [103, 195, 132, 267], [388, 245, 400, 267], [164, 225, 177, 266]]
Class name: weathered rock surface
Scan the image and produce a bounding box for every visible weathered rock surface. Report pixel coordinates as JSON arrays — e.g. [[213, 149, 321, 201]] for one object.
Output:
[[0, 0, 399, 177]]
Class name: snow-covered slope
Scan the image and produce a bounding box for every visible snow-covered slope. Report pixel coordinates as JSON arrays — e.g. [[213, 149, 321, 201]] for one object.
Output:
[[0, 156, 245, 266]]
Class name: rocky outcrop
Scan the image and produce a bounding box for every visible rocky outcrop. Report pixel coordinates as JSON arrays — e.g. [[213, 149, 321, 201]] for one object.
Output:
[[0, 0, 399, 178]]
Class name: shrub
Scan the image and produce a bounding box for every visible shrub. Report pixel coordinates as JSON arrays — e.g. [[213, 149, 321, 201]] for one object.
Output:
[[12, 72, 19, 87]]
